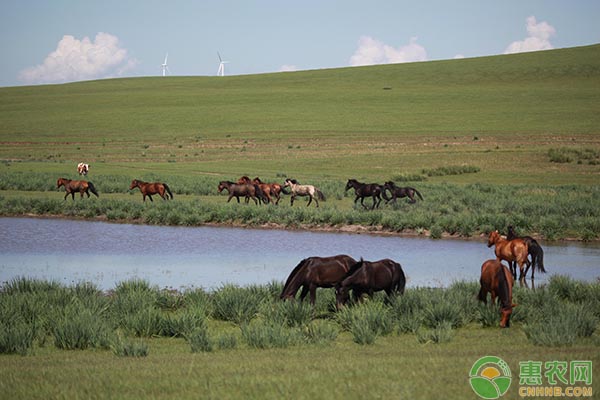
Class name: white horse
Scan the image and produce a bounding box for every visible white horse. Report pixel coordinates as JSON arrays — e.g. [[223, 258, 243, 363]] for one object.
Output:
[[77, 163, 89, 176], [283, 178, 325, 207]]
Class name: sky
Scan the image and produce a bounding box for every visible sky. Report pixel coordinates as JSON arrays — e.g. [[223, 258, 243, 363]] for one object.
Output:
[[1, 0, 599, 87]]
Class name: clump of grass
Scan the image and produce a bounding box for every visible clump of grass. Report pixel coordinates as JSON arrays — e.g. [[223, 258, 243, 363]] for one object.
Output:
[[112, 336, 149, 357], [303, 320, 339, 345], [211, 284, 266, 325], [215, 333, 238, 350], [241, 319, 300, 349], [52, 302, 113, 350], [421, 165, 480, 177], [263, 300, 313, 328], [336, 300, 394, 345], [0, 318, 35, 355], [548, 147, 600, 164], [416, 321, 454, 344], [188, 325, 213, 353]]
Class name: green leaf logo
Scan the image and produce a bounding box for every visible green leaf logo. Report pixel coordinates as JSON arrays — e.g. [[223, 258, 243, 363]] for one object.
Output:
[[469, 356, 512, 399]]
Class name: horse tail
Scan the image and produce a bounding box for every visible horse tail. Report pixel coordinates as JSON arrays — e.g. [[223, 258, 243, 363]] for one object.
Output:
[[413, 188, 424, 201], [316, 188, 326, 201], [87, 181, 99, 197], [496, 265, 511, 310], [381, 188, 391, 201], [280, 258, 310, 299], [163, 183, 174, 199], [254, 184, 267, 203], [528, 240, 546, 273], [395, 263, 406, 295]]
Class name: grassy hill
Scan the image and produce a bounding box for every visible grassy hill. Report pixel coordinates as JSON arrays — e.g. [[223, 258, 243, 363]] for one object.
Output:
[[1, 44, 599, 183]]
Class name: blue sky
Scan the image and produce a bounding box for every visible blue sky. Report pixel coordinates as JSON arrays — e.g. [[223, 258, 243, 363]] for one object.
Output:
[[1, 0, 599, 87]]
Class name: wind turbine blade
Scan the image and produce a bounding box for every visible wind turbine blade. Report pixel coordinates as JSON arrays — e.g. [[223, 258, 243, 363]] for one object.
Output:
[[217, 52, 222, 62], [164, 53, 168, 64]]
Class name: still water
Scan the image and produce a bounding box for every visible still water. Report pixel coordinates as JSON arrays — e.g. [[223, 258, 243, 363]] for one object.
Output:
[[1, 217, 599, 290]]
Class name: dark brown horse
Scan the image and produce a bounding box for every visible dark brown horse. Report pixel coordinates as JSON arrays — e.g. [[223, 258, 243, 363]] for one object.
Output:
[[507, 226, 546, 279], [280, 255, 357, 305], [336, 258, 406, 308], [478, 259, 516, 328], [345, 179, 383, 209], [57, 178, 99, 200], [129, 179, 173, 202], [487, 230, 529, 280], [218, 181, 265, 204], [382, 181, 423, 204]]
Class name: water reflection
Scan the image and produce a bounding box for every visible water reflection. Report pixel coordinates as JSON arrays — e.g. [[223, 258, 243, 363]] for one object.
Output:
[[0, 217, 598, 290]]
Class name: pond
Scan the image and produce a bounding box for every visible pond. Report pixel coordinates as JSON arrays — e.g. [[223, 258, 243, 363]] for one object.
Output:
[[0, 217, 599, 291]]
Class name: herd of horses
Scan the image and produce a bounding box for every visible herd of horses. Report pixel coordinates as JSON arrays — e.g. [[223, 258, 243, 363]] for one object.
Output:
[[59, 164, 546, 327], [280, 225, 545, 328]]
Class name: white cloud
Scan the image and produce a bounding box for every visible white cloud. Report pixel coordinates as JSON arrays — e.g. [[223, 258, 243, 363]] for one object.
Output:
[[279, 64, 297, 72], [349, 36, 427, 67], [454, 54, 465, 59], [19, 32, 137, 84], [504, 16, 556, 54]]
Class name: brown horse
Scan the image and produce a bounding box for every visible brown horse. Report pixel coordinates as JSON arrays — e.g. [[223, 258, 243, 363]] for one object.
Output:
[[507, 225, 546, 279], [253, 177, 284, 205], [280, 255, 357, 305], [336, 258, 406, 308], [218, 181, 265, 204], [57, 178, 99, 200], [478, 259, 516, 328], [487, 230, 530, 280], [129, 179, 173, 202]]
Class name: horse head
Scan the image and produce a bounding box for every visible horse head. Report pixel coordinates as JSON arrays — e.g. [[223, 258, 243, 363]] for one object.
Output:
[[57, 178, 68, 188], [252, 177, 263, 184], [129, 179, 140, 190], [345, 179, 357, 191], [499, 304, 516, 328], [237, 176, 251, 184], [487, 230, 500, 247]]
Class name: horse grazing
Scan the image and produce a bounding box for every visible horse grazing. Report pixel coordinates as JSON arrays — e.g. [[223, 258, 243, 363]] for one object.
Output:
[[345, 179, 383, 209], [129, 179, 173, 202], [77, 163, 89, 176], [57, 178, 99, 200], [382, 181, 423, 204], [507, 226, 546, 279], [336, 258, 406, 308], [487, 230, 530, 280], [218, 181, 265, 204], [478, 259, 516, 328], [280, 255, 357, 305], [284, 178, 325, 207]]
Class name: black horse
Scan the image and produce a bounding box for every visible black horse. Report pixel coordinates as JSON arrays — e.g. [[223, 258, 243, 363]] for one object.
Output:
[[335, 258, 406, 307], [382, 181, 423, 204], [280, 255, 357, 305], [507, 226, 546, 279], [345, 179, 383, 209]]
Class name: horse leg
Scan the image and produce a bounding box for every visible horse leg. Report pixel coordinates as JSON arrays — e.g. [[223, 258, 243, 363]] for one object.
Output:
[[148, 195, 153, 202], [70, 191, 75, 200], [306, 195, 313, 207], [309, 285, 317, 306], [313, 195, 319, 208], [299, 286, 309, 302], [290, 194, 295, 206]]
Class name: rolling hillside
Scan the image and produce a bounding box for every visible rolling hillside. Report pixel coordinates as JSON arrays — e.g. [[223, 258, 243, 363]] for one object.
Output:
[[0, 44, 599, 183]]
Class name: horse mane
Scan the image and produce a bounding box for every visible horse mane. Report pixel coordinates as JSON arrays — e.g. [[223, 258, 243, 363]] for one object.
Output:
[[344, 258, 364, 278], [280, 258, 310, 298]]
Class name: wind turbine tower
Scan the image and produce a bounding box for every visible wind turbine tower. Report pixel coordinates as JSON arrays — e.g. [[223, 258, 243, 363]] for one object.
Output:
[[161, 53, 170, 77], [217, 52, 229, 76]]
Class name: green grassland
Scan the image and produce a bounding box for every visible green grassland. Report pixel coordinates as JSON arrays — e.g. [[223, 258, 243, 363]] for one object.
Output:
[[1, 277, 599, 399]]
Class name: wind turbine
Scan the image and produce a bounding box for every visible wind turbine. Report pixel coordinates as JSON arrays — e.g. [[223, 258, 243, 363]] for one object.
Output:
[[161, 53, 170, 77], [217, 52, 229, 76]]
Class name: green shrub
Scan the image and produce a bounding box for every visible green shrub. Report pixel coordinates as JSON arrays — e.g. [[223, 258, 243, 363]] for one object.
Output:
[[112, 337, 149, 357], [304, 320, 339, 345], [0, 319, 35, 355], [416, 321, 454, 344], [188, 325, 213, 353]]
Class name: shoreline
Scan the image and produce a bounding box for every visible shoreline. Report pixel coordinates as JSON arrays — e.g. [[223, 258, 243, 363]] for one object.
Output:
[[4, 213, 595, 243]]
